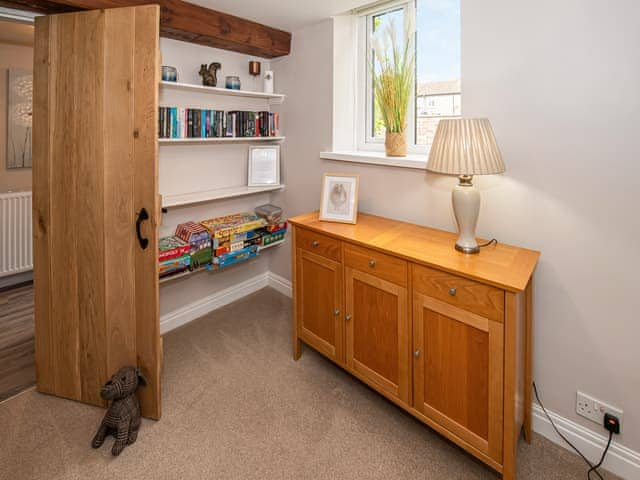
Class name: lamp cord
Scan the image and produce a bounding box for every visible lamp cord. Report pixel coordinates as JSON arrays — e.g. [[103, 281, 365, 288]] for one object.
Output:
[[533, 382, 612, 480], [478, 238, 498, 248]]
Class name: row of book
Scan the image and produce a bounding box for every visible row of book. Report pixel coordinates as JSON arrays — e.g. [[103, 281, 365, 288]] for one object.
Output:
[[159, 208, 287, 279], [158, 107, 280, 139]]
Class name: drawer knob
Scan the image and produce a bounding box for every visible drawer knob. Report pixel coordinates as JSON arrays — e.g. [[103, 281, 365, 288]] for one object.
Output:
[[413, 349, 422, 358], [311, 240, 319, 247], [345, 314, 352, 321], [333, 309, 340, 316], [369, 259, 376, 268], [449, 287, 457, 296]]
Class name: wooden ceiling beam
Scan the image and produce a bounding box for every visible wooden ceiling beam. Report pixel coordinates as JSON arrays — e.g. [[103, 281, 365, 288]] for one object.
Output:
[[0, 0, 292, 58]]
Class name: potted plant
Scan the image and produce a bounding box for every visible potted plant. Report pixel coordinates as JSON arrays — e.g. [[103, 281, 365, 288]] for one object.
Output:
[[370, 10, 415, 157]]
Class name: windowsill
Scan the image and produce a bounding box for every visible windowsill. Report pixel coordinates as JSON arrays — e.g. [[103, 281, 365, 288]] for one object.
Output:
[[320, 151, 428, 170]]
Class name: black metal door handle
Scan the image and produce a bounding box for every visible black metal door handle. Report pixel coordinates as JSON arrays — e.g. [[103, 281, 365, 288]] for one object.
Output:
[[136, 208, 149, 250]]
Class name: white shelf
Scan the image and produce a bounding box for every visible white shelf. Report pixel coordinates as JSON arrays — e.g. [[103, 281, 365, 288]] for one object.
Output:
[[159, 240, 285, 285], [159, 136, 285, 145], [162, 184, 285, 208], [160, 81, 285, 104], [257, 240, 285, 252]]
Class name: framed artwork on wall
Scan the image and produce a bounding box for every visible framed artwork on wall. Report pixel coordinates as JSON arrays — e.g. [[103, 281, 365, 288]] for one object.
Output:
[[6, 68, 33, 169], [319, 173, 359, 224], [248, 145, 280, 187]]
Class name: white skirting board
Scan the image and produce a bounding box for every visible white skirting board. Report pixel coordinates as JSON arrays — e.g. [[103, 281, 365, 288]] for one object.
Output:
[[159, 270, 638, 480], [532, 404, 639, 479]]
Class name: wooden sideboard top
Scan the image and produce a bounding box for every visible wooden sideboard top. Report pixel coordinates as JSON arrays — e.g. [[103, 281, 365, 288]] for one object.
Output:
[[289, 211, 540, 292]]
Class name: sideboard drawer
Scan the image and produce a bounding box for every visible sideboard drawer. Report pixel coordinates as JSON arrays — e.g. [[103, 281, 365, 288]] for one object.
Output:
[[296, 227, 342, 262], [344, 243, 408, 287], [412, 265, 504, 322]]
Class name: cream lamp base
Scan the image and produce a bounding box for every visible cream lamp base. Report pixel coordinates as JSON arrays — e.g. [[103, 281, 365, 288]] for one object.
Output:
[[452, 175, 480, 254]]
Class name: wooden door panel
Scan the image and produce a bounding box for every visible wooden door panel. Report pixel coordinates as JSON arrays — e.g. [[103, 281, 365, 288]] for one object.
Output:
[[413, 292, 503, 461], [33, 5, 161, 418], [296, 249, 343, 362], [346, 268, 409, 403]]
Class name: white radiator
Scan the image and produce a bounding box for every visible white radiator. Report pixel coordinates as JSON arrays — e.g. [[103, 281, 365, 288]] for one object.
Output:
[[0, 191, 33, 277]]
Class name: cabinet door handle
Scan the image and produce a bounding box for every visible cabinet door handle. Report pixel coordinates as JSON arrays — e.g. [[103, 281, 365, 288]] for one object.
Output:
[[136, 208, 150, 250], [333, 308, 340, 316], [345, 314, 352, 321], [311, 240, 319, 247], [413, 349, 422, 358], [449, 287, 457, 296], [369, 259, 376, 268]]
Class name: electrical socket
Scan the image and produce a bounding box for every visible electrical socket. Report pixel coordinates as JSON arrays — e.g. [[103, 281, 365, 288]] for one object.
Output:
[[576, 390, 623, 432]]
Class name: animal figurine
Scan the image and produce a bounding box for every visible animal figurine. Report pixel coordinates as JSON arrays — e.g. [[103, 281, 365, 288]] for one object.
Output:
[[91, 366, 146, 456], [199, 62, 221, 87]]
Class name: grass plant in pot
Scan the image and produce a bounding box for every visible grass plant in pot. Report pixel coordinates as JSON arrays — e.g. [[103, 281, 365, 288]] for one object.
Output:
[[370, 8, 415, 157]]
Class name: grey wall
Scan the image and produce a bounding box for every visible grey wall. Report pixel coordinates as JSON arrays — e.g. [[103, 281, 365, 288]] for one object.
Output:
[[269, 0, 640, 452]]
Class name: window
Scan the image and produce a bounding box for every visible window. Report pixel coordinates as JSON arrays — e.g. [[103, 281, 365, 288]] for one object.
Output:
[[358, 0, 461, 153]]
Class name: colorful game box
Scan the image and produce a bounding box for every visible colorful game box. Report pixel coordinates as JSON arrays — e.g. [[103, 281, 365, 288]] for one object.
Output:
[[158, 236, 190, 262], [200, 213, 266, 240], [175, 221, 213, 269], [159, 254, 191, 277], [214, 245, 258, 268]]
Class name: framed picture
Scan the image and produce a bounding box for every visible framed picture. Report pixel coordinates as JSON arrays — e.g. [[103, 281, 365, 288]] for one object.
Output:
[[6, 69, 33, 169], [248, 145, 280, 187], [319, 173, 359, 224]]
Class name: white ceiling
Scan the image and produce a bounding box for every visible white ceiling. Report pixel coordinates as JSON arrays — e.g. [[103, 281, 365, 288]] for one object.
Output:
[[189, 0, 373, 32]]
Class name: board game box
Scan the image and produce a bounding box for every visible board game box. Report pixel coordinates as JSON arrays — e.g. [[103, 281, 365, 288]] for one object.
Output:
[[158, 236, 190, 262], [200, 213, 266, 239]]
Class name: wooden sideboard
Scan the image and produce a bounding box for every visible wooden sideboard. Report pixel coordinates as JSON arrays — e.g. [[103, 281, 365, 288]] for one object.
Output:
[[289, 212, 540, 480]]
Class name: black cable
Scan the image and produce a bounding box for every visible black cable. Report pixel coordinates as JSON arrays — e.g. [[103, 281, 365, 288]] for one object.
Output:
[[587, 431, 613, 480], [533, 381, 611, 480], [478, 238, 498, 248]]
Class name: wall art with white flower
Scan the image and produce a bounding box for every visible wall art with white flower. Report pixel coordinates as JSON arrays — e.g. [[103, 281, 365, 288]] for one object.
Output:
[[7, 69, 33, 169]]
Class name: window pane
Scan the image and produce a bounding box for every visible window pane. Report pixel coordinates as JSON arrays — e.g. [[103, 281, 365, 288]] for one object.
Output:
[[415, 0, 461, 146], [371, 7, 405, 139]]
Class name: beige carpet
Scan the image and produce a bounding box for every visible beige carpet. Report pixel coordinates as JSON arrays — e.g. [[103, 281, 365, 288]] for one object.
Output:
[[0, 288, 619, 480]]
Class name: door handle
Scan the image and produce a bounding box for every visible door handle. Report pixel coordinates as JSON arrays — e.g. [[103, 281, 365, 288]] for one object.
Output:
[[136, 208, 150, 250]]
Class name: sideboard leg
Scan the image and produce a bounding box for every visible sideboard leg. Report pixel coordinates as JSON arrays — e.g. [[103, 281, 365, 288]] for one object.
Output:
[[293, 338, 302, 360], [523, 276, 534, 443]]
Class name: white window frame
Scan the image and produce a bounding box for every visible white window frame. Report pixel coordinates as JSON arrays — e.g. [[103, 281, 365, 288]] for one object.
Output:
[[356, 0, 426, 155]]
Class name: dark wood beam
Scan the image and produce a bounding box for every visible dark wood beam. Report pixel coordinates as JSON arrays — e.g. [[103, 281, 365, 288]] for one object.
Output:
[[1, 0, 291, 58]]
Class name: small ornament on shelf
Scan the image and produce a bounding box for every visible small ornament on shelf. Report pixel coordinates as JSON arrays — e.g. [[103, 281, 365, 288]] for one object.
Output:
[[249, 60, 261, 91], [199, 62, 221, 87]]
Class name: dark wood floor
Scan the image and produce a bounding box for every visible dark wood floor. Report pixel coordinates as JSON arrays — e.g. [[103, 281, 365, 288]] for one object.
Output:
[[0, 283, 35, 401]]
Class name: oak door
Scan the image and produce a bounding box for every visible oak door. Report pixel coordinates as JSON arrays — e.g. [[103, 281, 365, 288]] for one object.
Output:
[[345, 267, 409, 403], [296, 249, 344, 363], [413, 292, 504, 461], [33, 6, 161, 419]]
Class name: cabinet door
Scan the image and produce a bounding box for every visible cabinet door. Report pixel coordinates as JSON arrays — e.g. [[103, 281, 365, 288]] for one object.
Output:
[[345, 267, 409, 403], [296, 249, 344, 363], [33, 6, 161, 419], [413, 292, 503, 461]]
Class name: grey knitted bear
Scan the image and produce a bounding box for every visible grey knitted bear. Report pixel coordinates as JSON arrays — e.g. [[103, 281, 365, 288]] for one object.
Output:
[[91, 366, 146, 456]]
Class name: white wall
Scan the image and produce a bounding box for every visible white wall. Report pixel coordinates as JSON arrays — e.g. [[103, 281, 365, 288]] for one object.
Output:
[[158, 38, 278, 317], [269, 0, 640, 457]]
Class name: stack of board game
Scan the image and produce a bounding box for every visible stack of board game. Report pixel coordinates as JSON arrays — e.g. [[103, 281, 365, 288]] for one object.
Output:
[[175, 221, 213, 269], [201, 213, 267, 269], [158, 236, 191, 277], [255, 220, 287, 247]]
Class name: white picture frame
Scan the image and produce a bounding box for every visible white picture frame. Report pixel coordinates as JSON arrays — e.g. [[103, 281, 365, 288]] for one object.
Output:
[[319, 173, 359, 224], [248, 145, 280, 187]]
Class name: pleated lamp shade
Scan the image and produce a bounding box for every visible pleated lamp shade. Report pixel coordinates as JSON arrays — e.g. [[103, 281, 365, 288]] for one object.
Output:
[[427, 118, 505, 175]]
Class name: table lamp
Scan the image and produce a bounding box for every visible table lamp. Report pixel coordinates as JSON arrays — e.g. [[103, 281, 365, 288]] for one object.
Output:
[[426, 118, 505, 254]]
